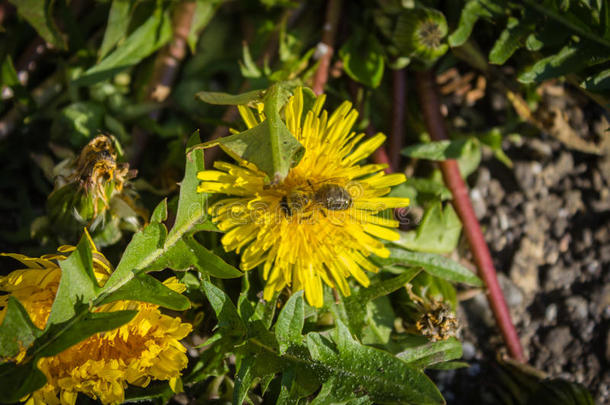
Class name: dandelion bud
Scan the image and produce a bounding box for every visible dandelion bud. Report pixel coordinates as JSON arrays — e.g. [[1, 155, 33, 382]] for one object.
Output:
[[394, 7, 448, 66]]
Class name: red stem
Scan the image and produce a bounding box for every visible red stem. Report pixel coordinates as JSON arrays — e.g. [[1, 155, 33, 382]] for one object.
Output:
[[416, 70, 525, 362], [312, 0, 341, 95]]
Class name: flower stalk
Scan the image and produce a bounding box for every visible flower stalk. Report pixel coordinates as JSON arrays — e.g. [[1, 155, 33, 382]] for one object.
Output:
[[416, 70, 525, 362]]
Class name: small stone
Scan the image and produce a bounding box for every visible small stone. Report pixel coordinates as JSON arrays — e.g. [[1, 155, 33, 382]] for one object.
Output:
[[462, 341, 476, 360], [586, 261, 600, 276], [467, 363, 481, 377], [565, 190, 584, 215], [497, 208, 509, 231], [470, 189, 487, 220], [488, 179, 505, 207], [553, 216, 569, 238], [545, 326, 573, 357], [515, 162, 542, 198], [510, 238, 542, 296], [498, 273, 524, 308], [474, 167, 491, 190], [559, 234, 571, 252], [565, 296, 588, 321], [527, 138, 553, 160], [507, 192, 524, 209], [545, 303, 558, 324]]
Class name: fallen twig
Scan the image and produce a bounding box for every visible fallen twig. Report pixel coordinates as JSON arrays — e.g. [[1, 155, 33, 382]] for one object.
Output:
[[416, 70, 525, 363]]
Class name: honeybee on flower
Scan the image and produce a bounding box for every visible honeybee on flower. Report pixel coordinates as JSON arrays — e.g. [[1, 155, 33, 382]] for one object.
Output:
[[197, 87, 410, 307]]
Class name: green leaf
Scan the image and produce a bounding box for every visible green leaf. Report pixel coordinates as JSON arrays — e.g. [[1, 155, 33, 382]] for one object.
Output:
[[47, 234, 99, 326], [395, 202, 462, 254], [36, 309, 137, 357], [404, 178, 452, 201], [411, 272, 458, 309], [0, 297, 42, 358], [150, 198, 168, 223], [163, 132, 241, 278], [56, 101, 106, 147], [99, 0, 134, 59], [449, 0, 504, 47], [361, 296, 395, 345], [233, 356, 255, 405], [9, 0, 66, 50], [96, 273, 190, 310], [455, 138, 481, 178], [341, 268, 421, 336], [521, 0, 610, 50], [0, 361, 47, 403], [519, 44, 610, 83], [479, 128, 513, 168], [74, 7, 172, 86], [187, 0, 220, 53], [202, 281, 246, 339], [104, 221, 167, 291], [527, 379, 595, 405], [168, 132, 211, 241], [581, 68, 610, 91], [339, 33, 385, 88], [239, 41, 262, 78], [396, 337, 463, 368], [195, 89, 265, 106], [310, 378, 371, 405], [427, 361, 469, 370], [104, 134, 241, 292], [489, 16, 534, 65], [275, 291, 305, 354], [149, 236, 242, 278], [378, 248, 482, 286], [306, 320, 444, 404], [401, 139, 468, 160], [1, 55, 20, 88], [195, 85, 305, 182]]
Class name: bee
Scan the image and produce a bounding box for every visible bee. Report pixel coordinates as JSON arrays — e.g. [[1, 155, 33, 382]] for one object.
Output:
[[314, 183, 352, 211], [280, 190, 311, 216], [280, 182, 353, 217]]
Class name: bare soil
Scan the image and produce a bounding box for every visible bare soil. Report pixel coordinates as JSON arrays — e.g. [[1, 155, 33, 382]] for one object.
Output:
[[433, 86, 610, 403]]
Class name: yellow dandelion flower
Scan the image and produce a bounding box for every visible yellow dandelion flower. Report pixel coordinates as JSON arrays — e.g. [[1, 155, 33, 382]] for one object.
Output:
[[197, 87, 410, 307], [0, 236, 192, 405]]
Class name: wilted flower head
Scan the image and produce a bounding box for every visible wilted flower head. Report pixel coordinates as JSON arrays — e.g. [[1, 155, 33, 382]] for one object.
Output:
[[404, 283, 459, 342], [44, 135, 142, 245], [0, 234, 192, 405], [68, 134, 130, 214], [197, 87, 410, 307]]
